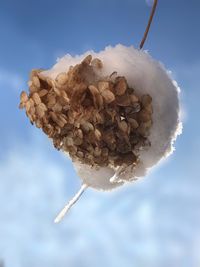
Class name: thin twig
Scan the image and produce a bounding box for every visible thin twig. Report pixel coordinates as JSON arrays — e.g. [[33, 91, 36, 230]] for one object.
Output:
[[54, 183, 88, 223], [139, 0, 158, 49]]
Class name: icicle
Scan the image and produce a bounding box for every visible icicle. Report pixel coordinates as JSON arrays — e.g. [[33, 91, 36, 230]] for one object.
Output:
[[110, 165, 126, 183], [54, 184, 88, 223]]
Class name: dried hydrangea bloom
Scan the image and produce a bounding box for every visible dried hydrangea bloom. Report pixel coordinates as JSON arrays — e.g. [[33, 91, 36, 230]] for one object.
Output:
[[19, 44, 182, 222]]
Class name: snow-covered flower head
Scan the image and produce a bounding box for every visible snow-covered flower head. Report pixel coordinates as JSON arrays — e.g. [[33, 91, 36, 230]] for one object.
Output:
[[19, 44, 181, 221]]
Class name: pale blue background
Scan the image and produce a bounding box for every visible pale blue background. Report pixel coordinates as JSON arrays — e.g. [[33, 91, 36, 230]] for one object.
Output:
[[0, 0, 200, 266]]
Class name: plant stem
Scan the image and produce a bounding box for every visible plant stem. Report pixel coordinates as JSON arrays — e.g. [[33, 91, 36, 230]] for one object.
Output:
[[54, 183, 88, 223], [139, 0, 158, 49]]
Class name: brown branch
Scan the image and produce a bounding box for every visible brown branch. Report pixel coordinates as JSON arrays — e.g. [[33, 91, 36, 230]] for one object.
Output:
[[139, 0, 158, 49]]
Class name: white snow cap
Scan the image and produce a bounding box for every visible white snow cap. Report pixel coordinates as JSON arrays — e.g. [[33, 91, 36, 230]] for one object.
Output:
[[44, 44, 182, 191]]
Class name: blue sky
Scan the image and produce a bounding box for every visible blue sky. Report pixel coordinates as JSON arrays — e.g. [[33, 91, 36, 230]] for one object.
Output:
[[0, 0, 200, 267]]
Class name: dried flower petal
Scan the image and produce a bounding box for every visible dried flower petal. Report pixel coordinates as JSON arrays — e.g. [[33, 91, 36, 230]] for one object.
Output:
[[39, 89, 48, 97], [98, 81, 110, 92], [130, 94, 139, 103], [88, 85, 103, 109], [101, 90, 115, 104], [82, 55, 92, 65], [36, 104, 45, 118], [32, 76, 40, 88], [116, 94, 131, 106], [128, 118, 139, 129], [20, 91, 28, 103], [118, 120, 128, 133], [32, 92, 41, 105], [91, 58, 103, 69], [56, 72, 68, 85], [94, 128, 101, 140], [137, 110, 151, 122], [81, 121, 94, 132], [115, 77, 127, 96], [47, 95, 56, 108], [141, 94, 152, 107]]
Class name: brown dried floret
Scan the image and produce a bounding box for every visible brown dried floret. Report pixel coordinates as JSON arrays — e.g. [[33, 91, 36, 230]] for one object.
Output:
[[91, 58, 103, 69], [19, 54, 153, 168], [19, 91, 28, 108], [115, 77, 127, 96], [56, 72, 68, 85], [141, 94, 152, 107], [101, 90, 115, 104], [39, 89, 48, 97], [32, 92, 41, 105], [116, 94, 131, 106], [32, 76, 40, 88], [88, 85, 103, 109]]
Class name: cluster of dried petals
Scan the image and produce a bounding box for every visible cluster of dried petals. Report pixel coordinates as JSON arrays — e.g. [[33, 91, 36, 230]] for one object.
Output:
[[19, 55, 153, 168]]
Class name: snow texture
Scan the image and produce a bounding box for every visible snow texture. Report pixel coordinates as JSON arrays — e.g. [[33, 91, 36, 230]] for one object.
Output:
[[43, 44, 182, 191]]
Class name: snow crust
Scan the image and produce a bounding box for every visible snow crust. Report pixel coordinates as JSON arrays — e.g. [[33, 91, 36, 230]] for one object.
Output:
[[43, 44, 181, 191]]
